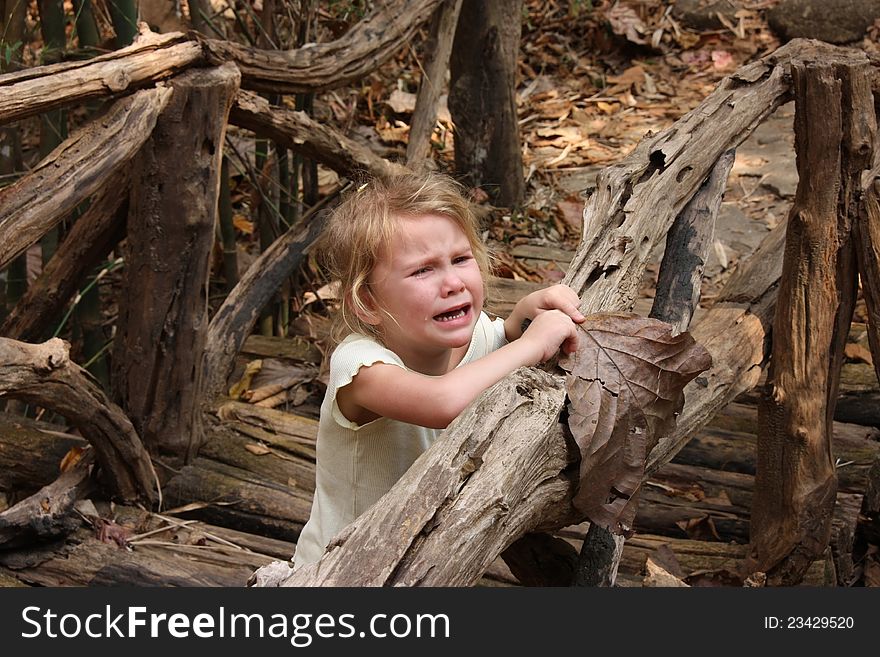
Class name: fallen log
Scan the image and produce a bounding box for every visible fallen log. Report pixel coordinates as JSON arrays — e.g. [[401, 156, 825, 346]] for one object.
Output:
[[230, 91, 407, 179], [199, 0, 444, 94], [0, 28, 201, 126], [0, 450, 95, 548], [0, 338, 157, 503], [637, 461, 862, 584], [0, 413, 86, 495], [0, 86, 172, 270]]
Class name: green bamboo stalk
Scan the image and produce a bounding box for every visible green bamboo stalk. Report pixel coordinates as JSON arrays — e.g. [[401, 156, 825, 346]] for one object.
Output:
[[218, 156, 239, 294], [37, 0, 69, 265], [108, 0, 138, 47], [72, 0, 101, 50]]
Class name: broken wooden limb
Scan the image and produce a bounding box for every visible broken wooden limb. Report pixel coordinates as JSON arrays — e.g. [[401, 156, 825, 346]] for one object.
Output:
[[201, 203, 332, 412], [749, 52, 874, 586], [199, 0, 444, 94], [0, 28, 201, 125], [0, 86, 172, 270], [0, 169, 128, 343], [0, 338, 157, 503], [112, 64, 239, 463], [230, 91, 406, 178], [574, 147, 736, 587], [0, 449, 95, 548], [651, 149, 735, 333], [406, 0, 463, 167]]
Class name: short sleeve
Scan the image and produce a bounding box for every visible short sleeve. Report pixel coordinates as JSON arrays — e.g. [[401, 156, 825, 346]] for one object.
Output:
[[326, 336, 405, 430]]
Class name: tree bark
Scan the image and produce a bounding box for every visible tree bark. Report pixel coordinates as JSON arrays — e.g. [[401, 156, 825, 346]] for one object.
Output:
[[749, 54, 874, 585], [198, 0, 444, 94], [230, 90, 407, 178], [0, 170, 128, 342], [0, 28, 201, 126], [0, 338, 156, 502], [0, 87, 172, 270], [448, 0, 524, 206], [112, 63, 240, 462], [406, 0, 463, 167]]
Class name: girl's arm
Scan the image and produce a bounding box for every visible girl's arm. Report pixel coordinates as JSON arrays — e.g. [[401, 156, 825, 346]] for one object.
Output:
[[337, 310, 581, 429]]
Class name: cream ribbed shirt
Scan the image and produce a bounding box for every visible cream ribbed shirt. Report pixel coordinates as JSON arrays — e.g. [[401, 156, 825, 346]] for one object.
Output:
[[293, 311, 507, 568]]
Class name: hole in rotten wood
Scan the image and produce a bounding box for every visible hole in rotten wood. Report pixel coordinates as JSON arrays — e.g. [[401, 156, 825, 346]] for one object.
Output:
[[676, 166, 693, 183]]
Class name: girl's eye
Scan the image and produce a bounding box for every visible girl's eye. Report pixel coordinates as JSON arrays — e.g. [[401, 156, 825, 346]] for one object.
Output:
[[453, 255, 472, 265], [411, 267, 430, 277]]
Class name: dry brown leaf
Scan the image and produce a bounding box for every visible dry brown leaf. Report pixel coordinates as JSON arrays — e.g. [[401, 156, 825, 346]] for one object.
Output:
[[245, 443, 272, 456], [644, 557, 690, 587], [59, 446, 85, 473], [607, 2, 649, 45], [559, 313, 711, 534], [844, 342, 874, 367]]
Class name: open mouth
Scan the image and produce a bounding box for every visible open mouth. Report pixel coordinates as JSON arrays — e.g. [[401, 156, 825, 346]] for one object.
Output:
[[433, 304, 470, 322]]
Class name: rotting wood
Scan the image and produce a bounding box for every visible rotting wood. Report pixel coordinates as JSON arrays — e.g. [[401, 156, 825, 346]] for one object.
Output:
[[406, 0, 463, 167], [112, 64, 239, 463], [0, 169, 128, 343], [198, 0, 444, 94], [230, 91, 407, 178], [650, 149, 735, 333], [638, 461, 862, 584], [0, 413, 87, 495], [0, 86, 172, 270], [0, 338, 156, 503], [0, 449, 95, 548], [749, 53, 874, 586], [0, 27, 201, 126]]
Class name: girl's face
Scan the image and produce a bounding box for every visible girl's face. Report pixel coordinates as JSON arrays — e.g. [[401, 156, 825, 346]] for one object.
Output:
[[363, 213, 484, 372]]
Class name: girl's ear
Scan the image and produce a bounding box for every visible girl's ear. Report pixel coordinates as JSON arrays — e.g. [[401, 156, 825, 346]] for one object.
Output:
[[350, 287, 382, 326]]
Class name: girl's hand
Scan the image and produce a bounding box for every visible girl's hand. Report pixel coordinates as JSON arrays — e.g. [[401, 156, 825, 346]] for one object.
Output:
[[505, 284, 585, 341], [518, 309, 580, 363]]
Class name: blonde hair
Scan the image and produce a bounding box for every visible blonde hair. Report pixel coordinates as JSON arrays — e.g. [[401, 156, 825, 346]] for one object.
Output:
[[318, 171, 491, 344]]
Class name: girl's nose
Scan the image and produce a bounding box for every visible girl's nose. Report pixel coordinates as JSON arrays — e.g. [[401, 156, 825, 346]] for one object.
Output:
[[441, 270, 465, 295]]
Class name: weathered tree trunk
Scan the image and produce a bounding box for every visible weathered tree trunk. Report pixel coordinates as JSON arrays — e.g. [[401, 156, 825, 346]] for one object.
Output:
[[198, 0, 444, 93], [0, 87, 172, 270], [406, 0, 463, 167], [112, 64, 239, 462], [749, 53, 874, 585], [230, 90, 406, 179], [448, 0, 524, 206], [0, 338, 156, 502], [1, 170, 128, 342], [0, 29, 201, 125]]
